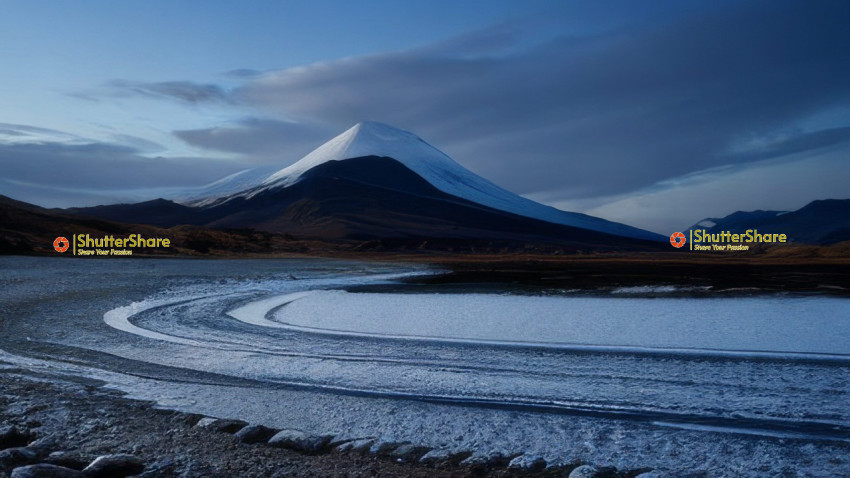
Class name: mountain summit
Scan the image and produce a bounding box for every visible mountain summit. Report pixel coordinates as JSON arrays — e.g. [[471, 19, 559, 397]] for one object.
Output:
[[64, 122, 664, 251], [261, 121, 464, 190]]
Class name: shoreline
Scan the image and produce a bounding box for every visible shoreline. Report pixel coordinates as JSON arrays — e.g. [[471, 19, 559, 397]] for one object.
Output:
[[0, 366, 655, 478], [5, 251, 850, 297]]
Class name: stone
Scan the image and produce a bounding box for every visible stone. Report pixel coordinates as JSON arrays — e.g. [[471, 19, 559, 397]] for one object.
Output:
[[10, 464, 85, 478], [334, 438, 376, 454], [194, 417, 217, 428], [26, 436, 59, 458], [508, 454, 546, 470], [325, 437, 354, 449], [44, 452, 92, 471], [0, 447, 39, 472], [0, 426, 31, 450], [268, 429, 333, 453], [419, 448, 472, 465], [268, 429, 307, 448], [82, 454, 145, 478], [297, 434, 334, 453], [195, 418, 247, 434], [369, 441, 408, 456], [183, 414, 206, 426], [569, 464, 600, 478], [460, 451, 513, 468], [389, 444, 430, 462], [634, 472, 664, 478], [234, 425, 277, 444]]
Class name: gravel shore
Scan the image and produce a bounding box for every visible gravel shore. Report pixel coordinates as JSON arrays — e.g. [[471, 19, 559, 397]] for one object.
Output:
[[0, 367, 658, 478]]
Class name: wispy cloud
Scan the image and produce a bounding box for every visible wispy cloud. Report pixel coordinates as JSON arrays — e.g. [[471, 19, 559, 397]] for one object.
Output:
[[104, 79, 232, 105], [577, 147, 850, 234], [174, 118, 332, 162], [0, 126, 243, 207]]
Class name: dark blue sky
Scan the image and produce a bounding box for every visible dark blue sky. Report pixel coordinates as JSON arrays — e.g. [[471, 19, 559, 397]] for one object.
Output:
[[1, 0, 848, 233]]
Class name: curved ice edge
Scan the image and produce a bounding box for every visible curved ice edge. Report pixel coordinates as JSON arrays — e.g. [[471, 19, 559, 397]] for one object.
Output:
[[227, 291, 314, 328], [104, 293, 235, 347], [103, 269, 437, 345], [232, 291, 850, 363]]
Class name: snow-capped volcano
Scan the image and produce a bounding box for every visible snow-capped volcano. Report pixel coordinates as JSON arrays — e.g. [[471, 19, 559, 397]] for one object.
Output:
[[210, 121, 660, 241], [67, 121, 663, 249]]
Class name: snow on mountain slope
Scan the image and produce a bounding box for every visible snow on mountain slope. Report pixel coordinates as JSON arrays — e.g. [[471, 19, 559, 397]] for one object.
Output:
[[178, 166, 278, 207], [217, 122, 662, 241]]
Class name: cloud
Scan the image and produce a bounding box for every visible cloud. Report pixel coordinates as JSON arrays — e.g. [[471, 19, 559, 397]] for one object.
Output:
[[109, 133, 167, 154], [724, 126, 850, 162], [104, 79, 232, 105], [0, 122, 87, 145], [224, 69, 265, 79], [174, 118, 332, 162], [0, 126, 243, 207], [414, 21, 522, 58], [550, 146, 850, 234]]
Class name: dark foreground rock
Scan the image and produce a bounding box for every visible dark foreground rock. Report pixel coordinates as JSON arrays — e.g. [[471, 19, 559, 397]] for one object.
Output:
[[508, 454, 546, 471], [267, 430, 333, 453], [234, 425, 277, 445], [569, 464, 600, 478], [195, 418, 248, 434], [418, 448, 471, 465], [82, 454, 145, 478], [0, 428, 30, 451], [10, 464, 84, 478], [389, 443, 431, 462], [42, 453, 90, 471], [0, 448, 39, 473]]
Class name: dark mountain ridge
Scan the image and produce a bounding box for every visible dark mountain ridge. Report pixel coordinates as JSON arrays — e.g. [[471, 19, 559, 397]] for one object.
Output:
[[688, 199, 850, 244]]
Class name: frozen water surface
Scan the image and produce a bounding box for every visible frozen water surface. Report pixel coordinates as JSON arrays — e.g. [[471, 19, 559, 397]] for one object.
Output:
[[1, 256, 848, 477], [267, 290, 850, 357]]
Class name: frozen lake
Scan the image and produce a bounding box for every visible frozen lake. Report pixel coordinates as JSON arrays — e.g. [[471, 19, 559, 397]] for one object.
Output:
[[263, 290, 850, 358], [1, 256, 848, 477]]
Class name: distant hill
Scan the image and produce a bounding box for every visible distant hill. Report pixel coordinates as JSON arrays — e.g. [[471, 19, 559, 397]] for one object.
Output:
[[0, 194, 312, 256], [688, 199, 850, 244]]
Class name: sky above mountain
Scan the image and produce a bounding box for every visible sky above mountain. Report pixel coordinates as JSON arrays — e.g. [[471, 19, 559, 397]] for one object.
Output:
[[1, 0, 848, 234]]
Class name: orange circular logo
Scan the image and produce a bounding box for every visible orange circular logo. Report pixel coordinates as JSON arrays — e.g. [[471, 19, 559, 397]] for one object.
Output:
[[53, 236, 69, 253], [670, 232, 686, 248]]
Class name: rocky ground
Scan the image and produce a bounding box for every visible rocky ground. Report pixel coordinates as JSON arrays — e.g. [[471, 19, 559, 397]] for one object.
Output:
[[0, 368, 668, 478]]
